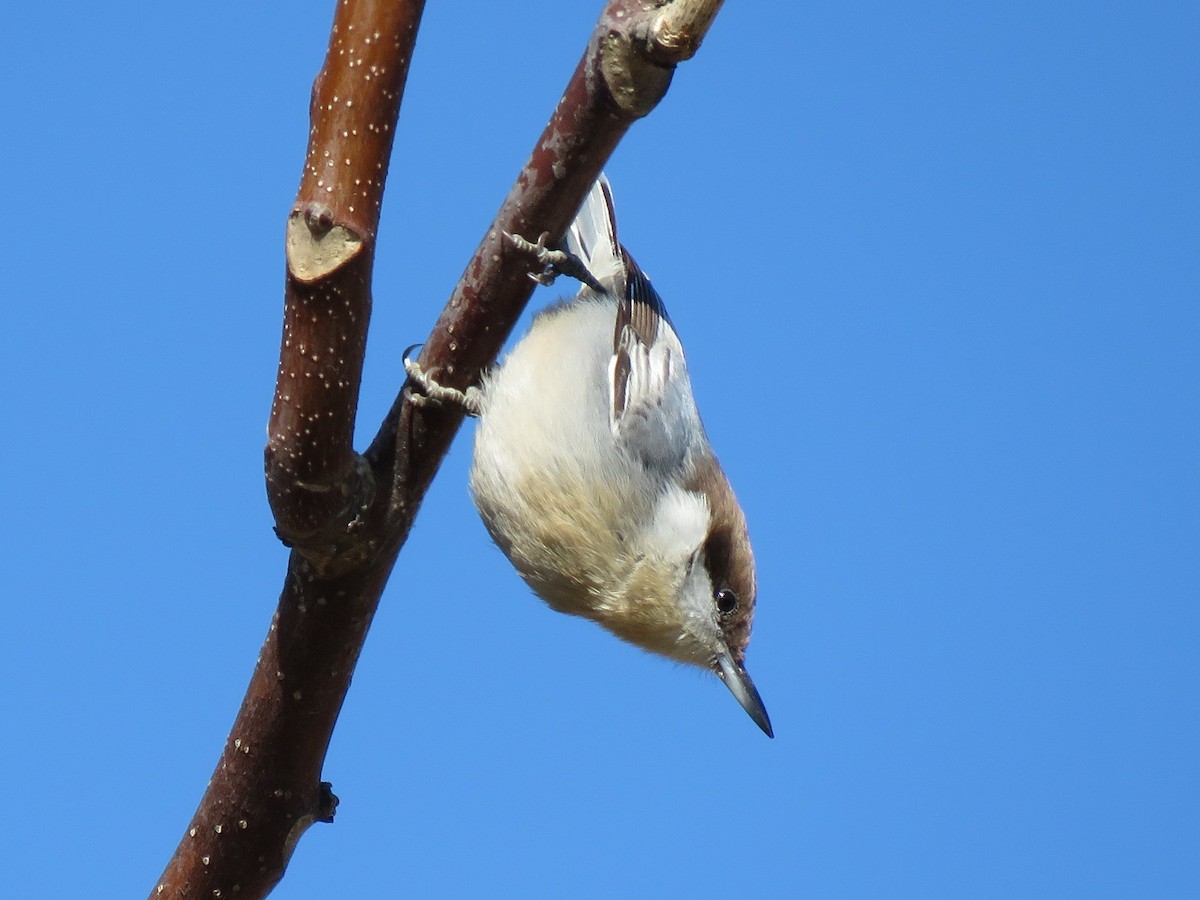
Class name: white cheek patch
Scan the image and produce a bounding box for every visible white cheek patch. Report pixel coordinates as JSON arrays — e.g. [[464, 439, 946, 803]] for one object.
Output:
[[641, 487, 724, 663], [647, 488, 709, 565], [648, 494, 729, 662], [671, 551, 723, 666]]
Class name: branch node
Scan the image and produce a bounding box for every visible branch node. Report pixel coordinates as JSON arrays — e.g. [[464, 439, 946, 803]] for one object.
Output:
[[286, 206, 365, 283], [269, 453, 378, 574], [304, 203, 335, 236], [599, 29, 674, 118], [317, 782, 339, 824]]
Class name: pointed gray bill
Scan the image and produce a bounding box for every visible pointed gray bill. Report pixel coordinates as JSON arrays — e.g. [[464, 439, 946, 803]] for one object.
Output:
[[716, 652, 774, 738]]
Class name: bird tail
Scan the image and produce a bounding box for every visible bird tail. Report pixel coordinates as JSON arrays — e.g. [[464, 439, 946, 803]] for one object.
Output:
[[565, 173, 624, 290]]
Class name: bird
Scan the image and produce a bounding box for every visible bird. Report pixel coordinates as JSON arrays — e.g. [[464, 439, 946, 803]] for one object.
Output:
[[406, 174, 771, 737]]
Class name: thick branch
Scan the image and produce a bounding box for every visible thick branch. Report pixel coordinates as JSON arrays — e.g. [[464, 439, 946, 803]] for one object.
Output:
[[154, 1, 724, 897]]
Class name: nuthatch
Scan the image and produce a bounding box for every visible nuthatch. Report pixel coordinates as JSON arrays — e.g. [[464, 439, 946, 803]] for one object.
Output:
[[407, 175, 771, 736]]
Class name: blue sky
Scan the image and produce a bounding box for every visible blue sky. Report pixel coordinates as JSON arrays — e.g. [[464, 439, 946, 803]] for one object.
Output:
[[2, 2, 1197, 897]]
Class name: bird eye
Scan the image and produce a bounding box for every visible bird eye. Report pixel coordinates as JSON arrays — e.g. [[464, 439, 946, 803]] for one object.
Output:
[[715, 589, 738, 615]]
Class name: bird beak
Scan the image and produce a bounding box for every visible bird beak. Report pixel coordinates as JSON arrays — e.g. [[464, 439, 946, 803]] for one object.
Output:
[[716, 652, 774, 738]]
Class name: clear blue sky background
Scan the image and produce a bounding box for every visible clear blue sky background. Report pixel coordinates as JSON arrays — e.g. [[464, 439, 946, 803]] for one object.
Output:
[[2, 3, 1197, 897]]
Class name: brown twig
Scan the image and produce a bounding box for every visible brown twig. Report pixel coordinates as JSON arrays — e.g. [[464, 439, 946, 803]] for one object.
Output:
[[153, 1, 725, 897]]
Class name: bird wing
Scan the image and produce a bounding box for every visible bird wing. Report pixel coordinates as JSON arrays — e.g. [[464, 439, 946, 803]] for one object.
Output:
[[567, 174, 699, 473], [608, 247, 695, 472]]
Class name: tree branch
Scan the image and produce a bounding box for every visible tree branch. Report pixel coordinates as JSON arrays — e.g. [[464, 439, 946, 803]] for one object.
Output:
[[153, 1, 724, 897], [155, 2, 426, 895], [264, 0, 426, 568]]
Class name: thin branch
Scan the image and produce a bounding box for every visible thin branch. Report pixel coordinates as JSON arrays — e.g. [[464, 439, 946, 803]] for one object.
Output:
[[644, 0, 725, 63], [265, 0, 425, 567], [155, 1, 426, 895], [153, 1, 724, 897]]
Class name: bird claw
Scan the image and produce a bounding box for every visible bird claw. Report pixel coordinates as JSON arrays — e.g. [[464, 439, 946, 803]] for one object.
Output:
[[403, 346, 482, 416], [505, 230, 605, 293]]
